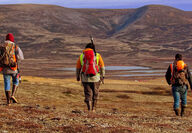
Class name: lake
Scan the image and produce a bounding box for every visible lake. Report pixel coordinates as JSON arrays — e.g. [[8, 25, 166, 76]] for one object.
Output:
[[54, 66, 166, 77]]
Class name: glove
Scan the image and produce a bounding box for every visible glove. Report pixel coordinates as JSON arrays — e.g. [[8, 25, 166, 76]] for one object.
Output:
[[77, 76, 80, 81], [100, 77, 104, 84]]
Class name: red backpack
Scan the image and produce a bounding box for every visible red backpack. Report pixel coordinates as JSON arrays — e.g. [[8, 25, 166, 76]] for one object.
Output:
[[82, 49, 99, 76]]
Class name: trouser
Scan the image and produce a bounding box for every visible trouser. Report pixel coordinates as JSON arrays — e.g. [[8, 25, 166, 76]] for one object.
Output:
[[172, 85, 187, 109], [3, 74, 19, 105], [82, 82, 100, 103], [3, 74, 19, 91]]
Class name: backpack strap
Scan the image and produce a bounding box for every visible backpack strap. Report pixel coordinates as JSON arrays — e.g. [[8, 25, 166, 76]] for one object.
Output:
[[170, 63, 174, 75], [80, 53, 84, 66], [14, 44, 17, 61], [14, 44, 19, 71], [96, 53, 100, 65], [170, 63, 174, 83]]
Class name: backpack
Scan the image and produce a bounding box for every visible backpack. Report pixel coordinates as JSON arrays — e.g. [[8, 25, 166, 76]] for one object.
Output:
[[82, 49, 99, 76], [0, 42, 17, 67], [171, 61, 188, 86]]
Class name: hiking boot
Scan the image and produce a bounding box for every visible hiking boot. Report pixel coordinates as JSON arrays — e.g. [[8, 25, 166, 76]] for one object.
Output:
[[11, 85, 18, 103], [85, 101, 91, 111], [11, 96, 18, 103], [5, 91, 11, 106], [181, 105, 187, 117], [174, 108, 179, 116], [92, 100, 97, 112]]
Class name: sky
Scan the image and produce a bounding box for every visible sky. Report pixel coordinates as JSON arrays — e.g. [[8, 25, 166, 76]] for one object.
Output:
[[0, 0, 192, 11]]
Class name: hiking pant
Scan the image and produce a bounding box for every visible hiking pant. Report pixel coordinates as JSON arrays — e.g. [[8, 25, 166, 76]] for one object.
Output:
[[3, 74, 19, 91], [82, 82, 100, 102], [172, 85, 188, 109]]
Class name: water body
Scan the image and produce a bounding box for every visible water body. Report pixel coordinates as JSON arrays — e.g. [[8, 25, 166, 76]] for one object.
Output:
[[53, 66, 165, 77], [55, 66, 150, 71], [54, 68, 76, 71], [114, 73, 164, 77], [122, 70, 166, 73], [105, 66, 150, 71]]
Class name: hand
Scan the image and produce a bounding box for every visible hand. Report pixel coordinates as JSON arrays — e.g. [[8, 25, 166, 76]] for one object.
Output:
[[100, 77, 104, 84], [77, 76, 80, 81]]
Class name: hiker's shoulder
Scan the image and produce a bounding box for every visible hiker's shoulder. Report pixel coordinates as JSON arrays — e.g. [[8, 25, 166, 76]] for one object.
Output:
[[4, 40, 14, 44], [185, 63, 188, 67], [79, 53, 84, 57], [96, 53, 102, 60], [184, 63, 189, 70], [96, 53, 102, 57]]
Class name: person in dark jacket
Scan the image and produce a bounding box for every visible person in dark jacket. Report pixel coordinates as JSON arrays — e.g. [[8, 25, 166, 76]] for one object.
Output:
[[165, 53, 192, 116]]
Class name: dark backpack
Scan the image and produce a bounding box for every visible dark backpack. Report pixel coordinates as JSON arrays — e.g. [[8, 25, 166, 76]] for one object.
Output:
[[0, 42, 17, 67]]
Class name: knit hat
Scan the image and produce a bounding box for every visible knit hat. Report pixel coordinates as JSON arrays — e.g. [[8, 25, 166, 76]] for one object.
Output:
[[6, 33, 14, 42], [176, 60, 185, 71]]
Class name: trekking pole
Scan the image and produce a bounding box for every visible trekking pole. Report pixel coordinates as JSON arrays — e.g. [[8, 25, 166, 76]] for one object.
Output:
[[90, 36, 104, 84], [15, 72, 20, 96], [14, 65, 21, 97], [17, 62, 22, 83]]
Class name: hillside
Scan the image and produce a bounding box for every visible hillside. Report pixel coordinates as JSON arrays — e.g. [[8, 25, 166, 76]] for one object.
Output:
[[0, 76, 192, 132], [113, 5, 192, 39], [0, 4, 192, 78], [113, 5, 192, 58]]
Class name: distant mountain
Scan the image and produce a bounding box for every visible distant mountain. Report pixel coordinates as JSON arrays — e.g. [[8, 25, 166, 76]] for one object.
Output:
[[0, 4, 192, 73], [112, 5, 192, 43], [1, 4, 191, 40], [0, 4, 134, 39]]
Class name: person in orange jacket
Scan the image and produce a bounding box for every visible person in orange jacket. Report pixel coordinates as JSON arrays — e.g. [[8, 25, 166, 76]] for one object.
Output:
[[76, 43, 105, 111], [0, 33, 24, 106]]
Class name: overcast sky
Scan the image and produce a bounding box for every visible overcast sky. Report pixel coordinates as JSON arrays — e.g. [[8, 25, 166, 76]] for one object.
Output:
[[0, 0, 192, 11]]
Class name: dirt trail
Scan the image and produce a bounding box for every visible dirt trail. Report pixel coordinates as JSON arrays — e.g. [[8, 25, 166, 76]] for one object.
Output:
[[0, 76, 192, 132]]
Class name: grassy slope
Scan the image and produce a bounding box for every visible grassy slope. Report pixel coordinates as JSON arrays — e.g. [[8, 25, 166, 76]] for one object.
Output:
[[0, 76, 192, 132]]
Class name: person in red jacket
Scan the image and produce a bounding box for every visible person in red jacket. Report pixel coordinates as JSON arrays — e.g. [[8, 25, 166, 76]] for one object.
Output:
[[76, 43, 105, 112]]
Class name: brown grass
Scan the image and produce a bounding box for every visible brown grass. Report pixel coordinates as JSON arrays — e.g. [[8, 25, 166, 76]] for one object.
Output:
[[0, 76, 190, 132]]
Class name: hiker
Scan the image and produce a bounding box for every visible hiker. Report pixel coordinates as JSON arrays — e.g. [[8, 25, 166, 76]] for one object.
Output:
[[165, 53, 192, 116], [76, 42, 105, 112], [0, 33, 24, 106]]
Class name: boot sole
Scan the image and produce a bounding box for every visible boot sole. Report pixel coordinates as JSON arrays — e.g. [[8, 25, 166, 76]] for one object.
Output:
[[11, 96, 18, 103]]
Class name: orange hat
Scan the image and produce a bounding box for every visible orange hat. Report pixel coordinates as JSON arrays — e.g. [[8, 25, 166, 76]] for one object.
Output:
[[176, 60, 185, 71]]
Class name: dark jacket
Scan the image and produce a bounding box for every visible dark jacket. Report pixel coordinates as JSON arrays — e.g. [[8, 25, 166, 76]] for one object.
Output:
[[165, 64, 192, 89]]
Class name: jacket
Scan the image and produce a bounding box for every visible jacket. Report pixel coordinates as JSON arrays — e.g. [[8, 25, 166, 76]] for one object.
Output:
[[0, 41, 24, 75]]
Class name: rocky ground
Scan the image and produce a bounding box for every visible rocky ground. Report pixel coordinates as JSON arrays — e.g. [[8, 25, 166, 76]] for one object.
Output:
[[0, 76, 192, 132]]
